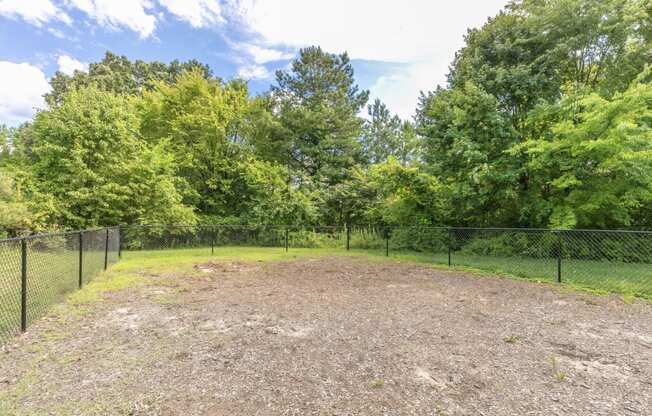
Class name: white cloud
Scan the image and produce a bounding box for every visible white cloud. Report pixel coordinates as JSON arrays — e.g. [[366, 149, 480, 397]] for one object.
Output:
[[233, 42, 293, 64], [226, 0, 508, 118], [67, 0, 157, 38], [48, 27, 66, 38], [368, 59, 450, 120], [57, 54, 88, 75], [158, 0, 223, 28], [0, 61, 51, 126], [0, 0, 71, 26], [237, 64, 271, 80]]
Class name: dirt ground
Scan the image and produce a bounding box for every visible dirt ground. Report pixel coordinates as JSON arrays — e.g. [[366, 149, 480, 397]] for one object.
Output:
[[1, 257, 651, 415]]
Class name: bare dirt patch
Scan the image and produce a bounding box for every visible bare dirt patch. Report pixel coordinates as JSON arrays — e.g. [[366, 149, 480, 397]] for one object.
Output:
[[1, 257, 651, 415]]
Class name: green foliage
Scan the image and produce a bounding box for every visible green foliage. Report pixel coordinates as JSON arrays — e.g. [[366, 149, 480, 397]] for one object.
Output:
[[289, 229, 345, 248], [28, 86, 195, 229], [138, 72, 317, 225], [458, 233, 547, 257], [513, 78, 652, 229], [450, 0, 651, 129], [389, 227, 449, 253], [0, 168, 37, 237], [231, 159, 318, 225], [361, 99, 419, 165], [364, 159, 448, 226], [417, 0, 652, 229], [138, 70, 250, 216], [269, 46, 369, 185], [0, 125, 12, 164], [3, 0, 651, 235], [418, 82, 519, 226], [45, 51, 212, 106]]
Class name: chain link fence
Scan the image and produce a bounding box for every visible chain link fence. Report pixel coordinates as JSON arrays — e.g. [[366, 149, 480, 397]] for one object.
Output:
[[120, 225, 349, 251], [122, 224, 652, 299], [0, 227, 119, 344], [2, 224, 651, 345]]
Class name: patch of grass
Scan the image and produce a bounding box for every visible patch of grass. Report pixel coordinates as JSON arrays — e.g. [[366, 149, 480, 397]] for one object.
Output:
[[503, 335, 521, 344], [120, 246, 652, 303], [371, 379, 385, 389], [40, 269, 148, 329], [67, 272, 145, 306], [384, 249, 652, 301], [549, 356, 567, 382], [0, 363, 44, 415]]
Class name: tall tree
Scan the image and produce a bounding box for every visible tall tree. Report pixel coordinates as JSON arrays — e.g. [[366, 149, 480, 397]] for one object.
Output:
[[28, 86, 196, 228], [511, 73, 652, 229], [361, 99, 419, 165], [269, 46, 369, 186], [419, 0, 652, 228], [417, 83, 521, 226], [450, 0, 652, 134], [138, 70, 252, 219], [45, 51, 213, 106]]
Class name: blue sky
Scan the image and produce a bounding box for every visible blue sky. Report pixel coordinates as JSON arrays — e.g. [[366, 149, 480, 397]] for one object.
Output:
[[0, 0, 508, 126]]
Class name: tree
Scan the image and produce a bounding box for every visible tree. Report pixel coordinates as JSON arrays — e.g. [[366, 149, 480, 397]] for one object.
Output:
[[449, 0, 651, 136], [519, 0, 652, 97], [417, 83, 521, 226], [361, 99, 419, 165], [418, 0, 652, 228], [28, 86, 196, 228], [138, 70, 322, 225], [269, 46, 369, 186], [511, 73, 652, 229], [334, 158, 448, 226], [45, 51, 213, 106], [138, 70, 252, 220], [0, 125, 11, 164], [0, 167, 40, 237], [234, 159, 319, 225]]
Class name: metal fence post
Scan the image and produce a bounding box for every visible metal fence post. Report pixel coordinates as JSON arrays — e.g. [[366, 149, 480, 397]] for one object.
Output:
[[104, 228, 109, 270], [211, 228, 215, 255], [285, 227, 289, 252], [346, 224, 350, 251], [448, 227, 452, 267], [78, 231, 83, 289], [117, 226, 122, 259], [556, 231, 562, 283], [20, 238, 27, 332], [385, 227, 389, 257]]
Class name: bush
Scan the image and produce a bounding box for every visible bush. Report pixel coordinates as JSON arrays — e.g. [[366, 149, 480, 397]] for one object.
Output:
[[289, 228, 344, 249], [389, 227, 448, 252], [457, 231, 557, 258]]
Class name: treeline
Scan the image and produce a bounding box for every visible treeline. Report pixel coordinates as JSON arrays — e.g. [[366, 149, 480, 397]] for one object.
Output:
[[1, 0, 651, 237]]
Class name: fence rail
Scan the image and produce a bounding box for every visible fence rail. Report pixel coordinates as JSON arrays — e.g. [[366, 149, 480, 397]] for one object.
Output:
[[2, 224, 651, 345]]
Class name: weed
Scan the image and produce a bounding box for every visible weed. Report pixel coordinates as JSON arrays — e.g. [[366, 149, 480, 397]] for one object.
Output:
[[550, 356, 567, 382], [503, 335, 521, 344], [371, 379, 385, 389]]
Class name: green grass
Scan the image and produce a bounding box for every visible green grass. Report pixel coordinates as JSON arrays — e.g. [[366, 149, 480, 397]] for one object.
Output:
[[382, 249, 652, 299], [117, 246, 377, 273], [121, 245, 652, 299], [0, 248, 114, 344], [2, 244, 651, 345]]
